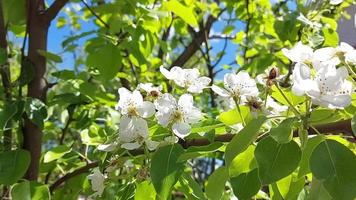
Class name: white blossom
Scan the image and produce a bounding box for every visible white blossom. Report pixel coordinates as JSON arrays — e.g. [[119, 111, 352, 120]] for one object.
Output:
[[138, 83, 162, 98], [265, 96, 288, 116], [212, 71, 259, 103], [306, 65, 353, 109], [216, 96, 235, 111], [291, 63, 316, 96], [88, 168, 106, 198], [330, 0, 343, 5], [160, 66, 211, 93], [297, 13, 322, 29], [282, 42, 314, 64], [97, 143, 117, 152], [155, 93, 202, 138], [118, 116, 159, 151], [291, 62, 352, 109], [312, 42, 354, 68], [116, 88, 155, 118]]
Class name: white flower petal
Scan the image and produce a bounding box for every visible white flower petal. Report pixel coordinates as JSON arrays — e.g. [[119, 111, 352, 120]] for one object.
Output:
[[164, 136, 179, 144], [121, 142, 141, 150], [97, 143, 117, 152], [188, 76, 211, 93], [184, 107, 202, 124], [145, 140, 160, 151], [88, 168, 105, 197], [132, 90, 144, 106], [330, 0, 343, 5], [212, 85, 230, 97], [138, 83, 153, 92], [156, 109, 173, 127], [313, 47, 337, 62], [172, 122, 191, 138], [160, 66, 174, 80], [178, 94, 194, 108], [137, 101, 155, 118], [282, 42, 313, 63], [291, 63, 312, 96]]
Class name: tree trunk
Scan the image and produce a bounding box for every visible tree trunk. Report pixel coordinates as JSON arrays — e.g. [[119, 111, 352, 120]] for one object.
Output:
[[23, 0, 48, 180]]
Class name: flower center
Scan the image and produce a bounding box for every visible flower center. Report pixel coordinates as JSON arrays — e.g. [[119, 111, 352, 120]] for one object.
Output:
[[127, 105, 139, 117], [171, 110, 184, 123]]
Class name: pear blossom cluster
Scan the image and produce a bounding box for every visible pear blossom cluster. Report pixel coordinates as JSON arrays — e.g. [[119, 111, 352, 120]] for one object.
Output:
[[90, 41, 355, 196], [282, 42, 354, 109], [97, 42, 354, 155]]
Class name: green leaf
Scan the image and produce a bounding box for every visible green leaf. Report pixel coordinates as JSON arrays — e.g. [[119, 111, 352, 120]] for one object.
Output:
[[307, 178, 332, 200], [205, 166, 229, 200], [229, 145, 257, 177], [179, 172, 206, 200], [271, 85, 305, 106], [309, 139, 356, 200], [29, 182, 51, 200], [276, 173, 305, 199], [322, 28, 339, 47], [86, 44, 121, 80], [0, 149, 30, 185], [230, 169, 261, 200], [11, 181, 31, 200], [164, 0, 198, 27], [255, 137, 301, 184], [191, 122, 224, 133], [223, 25, 235, 35], [321, 17, 337, 30], [218, 106, 249, 126], [25, 98, 47, 129], [3, 0, 26, 24], [151, 144, 185, 200], [351, 115, 356, 135], [225, 116, 266, 166], [269, 118, 296, 143], [298, 135, 324, 177], [178, 142, 223, 162], [233, 31, 245, 44], [37, 50, 63, 63], [0, 102, 18, 130], [44, 145, 71, 163], [135, 181, 156, 200]]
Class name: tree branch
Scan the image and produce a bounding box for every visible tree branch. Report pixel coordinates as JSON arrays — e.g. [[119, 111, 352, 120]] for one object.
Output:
[[49, 119, 353, 192], [170, 9, 226, 68], [44, 0, 70, 22], [49, 161, 99, 192]]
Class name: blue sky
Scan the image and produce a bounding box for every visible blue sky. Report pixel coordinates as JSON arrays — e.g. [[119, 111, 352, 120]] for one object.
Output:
[[46, 1, 246, 79], [46, 1, 297, 79]]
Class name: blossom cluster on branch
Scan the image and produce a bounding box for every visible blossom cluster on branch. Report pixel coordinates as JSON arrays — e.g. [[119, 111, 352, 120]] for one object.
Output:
[[89, 41, 355, 197]]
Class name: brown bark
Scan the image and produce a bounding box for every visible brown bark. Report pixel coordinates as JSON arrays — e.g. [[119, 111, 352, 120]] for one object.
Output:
[[23, 0, 68, 181], [23, 0, 49, 180]]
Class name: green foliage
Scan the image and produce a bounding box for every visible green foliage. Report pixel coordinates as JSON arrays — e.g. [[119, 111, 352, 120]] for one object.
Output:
[[0, 150, 30, 185], [225, 116, 266, 166], [11, 181, 51, 200], [205, 166, 228, 200], [255, 137, 301, 184], [230, 169, 261, 200], [150, 144, 185, 200], [0, 0, 355, 199], [310, 139, 356, 200], [43, 145, 71, 163]]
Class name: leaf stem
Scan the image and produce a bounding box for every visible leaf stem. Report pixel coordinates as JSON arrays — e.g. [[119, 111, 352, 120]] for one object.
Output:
[[275, 84, 301, 116], [234, 98, 246, 126]]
